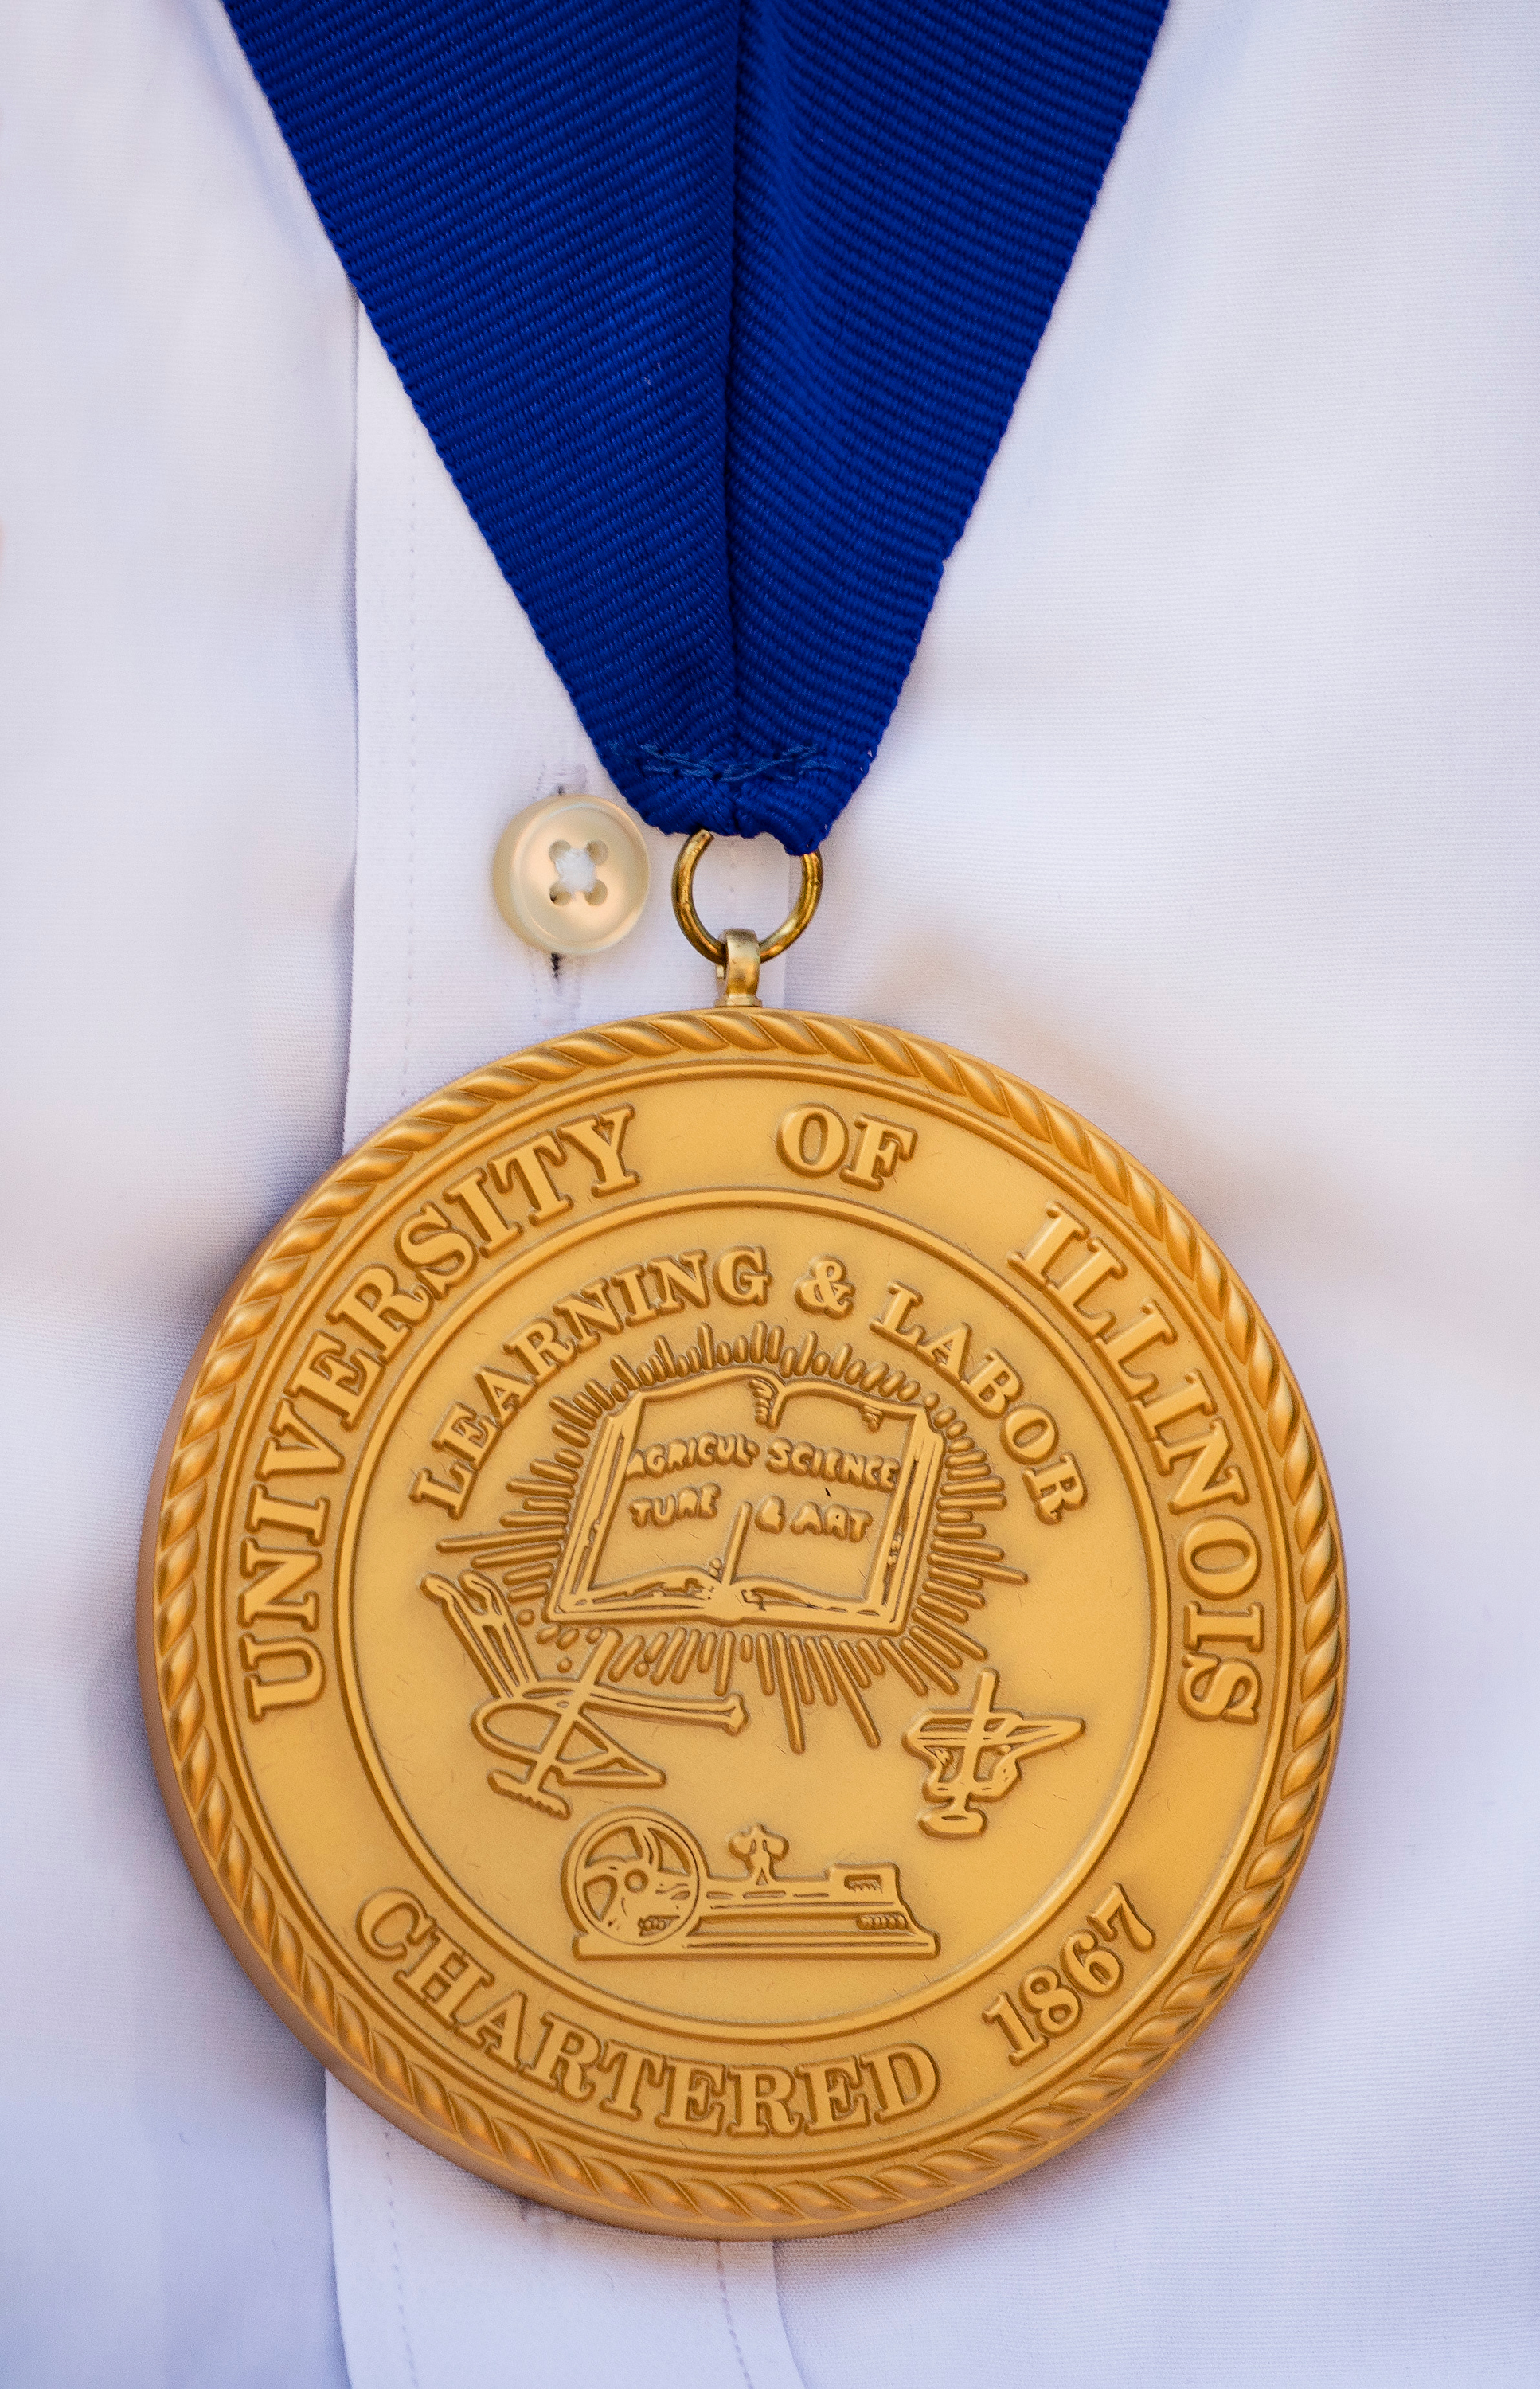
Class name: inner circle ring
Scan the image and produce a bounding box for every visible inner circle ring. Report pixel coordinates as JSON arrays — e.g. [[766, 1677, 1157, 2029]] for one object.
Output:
[[328, 1183, 1175, 2043]]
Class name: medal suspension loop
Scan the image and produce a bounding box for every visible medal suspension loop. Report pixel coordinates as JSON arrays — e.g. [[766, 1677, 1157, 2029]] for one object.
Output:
[[670, 831, 823, 1007]]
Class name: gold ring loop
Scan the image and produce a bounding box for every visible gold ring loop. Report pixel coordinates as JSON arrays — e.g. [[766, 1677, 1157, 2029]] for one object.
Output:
[[671, 830, 823, 967]]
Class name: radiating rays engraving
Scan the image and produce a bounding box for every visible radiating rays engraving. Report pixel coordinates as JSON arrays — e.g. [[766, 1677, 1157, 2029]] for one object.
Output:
[[429, 1318, 1039, 1765]]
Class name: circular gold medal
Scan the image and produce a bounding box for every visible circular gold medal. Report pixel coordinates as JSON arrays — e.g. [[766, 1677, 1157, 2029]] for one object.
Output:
[[140, 1008, 1345, 2235]]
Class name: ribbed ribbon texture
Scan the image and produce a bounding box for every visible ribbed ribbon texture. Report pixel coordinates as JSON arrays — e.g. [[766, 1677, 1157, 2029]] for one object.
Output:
[[223, 0, 1167, 847]]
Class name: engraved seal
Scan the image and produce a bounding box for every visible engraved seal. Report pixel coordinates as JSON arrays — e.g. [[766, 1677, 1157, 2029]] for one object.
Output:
[[139, 1011, 1345, 2236]]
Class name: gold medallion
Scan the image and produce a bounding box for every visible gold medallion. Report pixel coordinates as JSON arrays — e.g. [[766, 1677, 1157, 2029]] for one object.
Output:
[[140, 854, 1344, 2237]]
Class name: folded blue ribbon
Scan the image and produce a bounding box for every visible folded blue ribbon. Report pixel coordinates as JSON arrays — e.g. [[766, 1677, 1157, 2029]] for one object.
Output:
[[224, 0, 1165, 847]]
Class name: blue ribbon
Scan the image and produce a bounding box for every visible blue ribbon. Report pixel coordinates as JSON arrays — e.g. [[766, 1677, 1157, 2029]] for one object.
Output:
[[223, 1, 1166, 849]]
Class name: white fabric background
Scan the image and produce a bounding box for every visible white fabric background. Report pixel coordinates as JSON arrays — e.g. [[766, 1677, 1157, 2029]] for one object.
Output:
[[3, 0, 1538, 2384], [2, 3, 353, 2383]]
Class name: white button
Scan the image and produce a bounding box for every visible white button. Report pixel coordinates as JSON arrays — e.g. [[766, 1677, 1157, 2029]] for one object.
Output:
[[491, 793, 651, 956]]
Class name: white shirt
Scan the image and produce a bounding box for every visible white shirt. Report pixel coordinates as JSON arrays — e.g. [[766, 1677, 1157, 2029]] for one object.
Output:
[[3, 2, 1537, 2383]]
